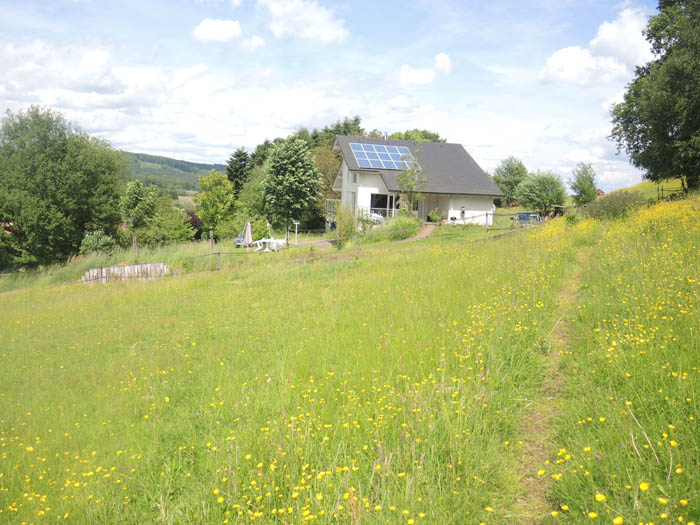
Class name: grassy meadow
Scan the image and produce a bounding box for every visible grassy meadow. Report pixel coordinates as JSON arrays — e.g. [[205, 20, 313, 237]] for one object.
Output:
[[1, 195, 699, 523]]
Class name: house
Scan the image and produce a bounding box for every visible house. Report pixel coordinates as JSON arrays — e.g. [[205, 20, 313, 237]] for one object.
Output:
[[331, 135, 504, 225]]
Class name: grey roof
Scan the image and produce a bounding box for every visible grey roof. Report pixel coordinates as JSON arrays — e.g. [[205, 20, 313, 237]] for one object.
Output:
[[333, 135, 504, 197]]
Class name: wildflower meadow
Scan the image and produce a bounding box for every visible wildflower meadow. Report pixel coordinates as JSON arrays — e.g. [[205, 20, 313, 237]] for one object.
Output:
[[1, 195, 698, 523]]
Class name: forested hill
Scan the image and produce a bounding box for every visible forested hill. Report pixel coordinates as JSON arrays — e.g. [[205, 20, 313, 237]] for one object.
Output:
[[125, 152, 226, 193]]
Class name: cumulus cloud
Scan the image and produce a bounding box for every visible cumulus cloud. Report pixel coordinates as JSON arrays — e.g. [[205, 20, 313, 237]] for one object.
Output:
[[241, 35, 265, 50], [192, 19, 242, 42], [399, 52, 452, 85], [434, 53, 452, 74], [258, 0, 349, 43], [539, 8, 652, 86]]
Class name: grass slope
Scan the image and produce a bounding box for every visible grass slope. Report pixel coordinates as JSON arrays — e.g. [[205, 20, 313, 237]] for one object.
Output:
[[1, 224, 571, 523], [1, 196, 699, 523]]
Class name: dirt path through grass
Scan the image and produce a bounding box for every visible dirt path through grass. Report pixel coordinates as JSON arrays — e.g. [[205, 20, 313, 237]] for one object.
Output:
[[516, 249, 588, 522]]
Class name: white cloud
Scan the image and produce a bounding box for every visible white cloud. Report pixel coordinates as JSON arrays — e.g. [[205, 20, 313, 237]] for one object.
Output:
[[388, 95, 411, 109], [399, 52, 451, 85], [539, 45, 628, 85], [192, 19, 242, 42], [434, 53, 452, 74], [590, 8, 653, 69], [258, 0, 349, 43], [539, 8, 651, 86], [231, 0, 243, 5], [601, 90, 625, 112], [241, 35, 265, 50], [399, 65, 435, 85]]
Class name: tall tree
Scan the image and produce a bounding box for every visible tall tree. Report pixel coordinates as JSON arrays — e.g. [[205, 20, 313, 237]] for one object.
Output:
[[226, 147, 251, 196], [492, 157, 528, 206], [0, 106, 124, 268], [389, 129, 446, 142], [263, 139, 321, 229], [515, 171, 566, 215], [610, 0, 700, 190], [120, 180, 158, 230], [570, 162, 598, 206], [194, 169, 237, 234]]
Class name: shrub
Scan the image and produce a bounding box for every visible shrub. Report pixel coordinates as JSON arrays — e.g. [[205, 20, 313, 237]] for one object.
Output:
[[428, 207, 444, 222], [335, 205, 357, 249], [581, 191, 646, 220], [79, 230, 118, 255], [356, 216, 420, 245], [185, 210, 204, 240]]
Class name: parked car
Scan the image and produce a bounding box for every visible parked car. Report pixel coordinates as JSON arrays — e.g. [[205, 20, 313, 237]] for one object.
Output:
[[515, 211, 541, 226]]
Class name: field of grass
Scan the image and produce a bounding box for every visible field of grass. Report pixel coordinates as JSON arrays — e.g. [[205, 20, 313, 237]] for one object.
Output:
[[613, 178, 684, 201], [1, 195, 698, 523]]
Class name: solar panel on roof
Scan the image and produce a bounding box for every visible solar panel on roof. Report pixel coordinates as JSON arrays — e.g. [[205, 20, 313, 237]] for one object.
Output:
[[348, 142, 420, 171]]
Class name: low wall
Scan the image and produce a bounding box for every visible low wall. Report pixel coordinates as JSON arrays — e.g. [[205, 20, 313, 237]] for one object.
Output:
[[81, 262, 171, 284]]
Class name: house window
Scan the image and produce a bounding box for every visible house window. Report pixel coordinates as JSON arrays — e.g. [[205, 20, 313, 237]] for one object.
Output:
[[351, 191, 356, 210], [351, 172, 357, 184]]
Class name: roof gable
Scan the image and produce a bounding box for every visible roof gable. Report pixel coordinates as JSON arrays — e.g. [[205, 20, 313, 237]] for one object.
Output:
[[334, 135, 504, 197]]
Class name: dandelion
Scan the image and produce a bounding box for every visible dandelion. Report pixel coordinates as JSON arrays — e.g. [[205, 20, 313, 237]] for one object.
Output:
[[613, 517, 624, 524], [639, 482, 650, 491], [595, 493, 606, 503]]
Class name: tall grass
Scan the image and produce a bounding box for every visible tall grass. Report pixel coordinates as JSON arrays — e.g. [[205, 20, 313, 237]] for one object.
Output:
[[0, 211, 571, 523]]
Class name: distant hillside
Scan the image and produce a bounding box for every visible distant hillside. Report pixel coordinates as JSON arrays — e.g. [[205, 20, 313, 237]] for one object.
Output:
[[124, 152, 226, 193]]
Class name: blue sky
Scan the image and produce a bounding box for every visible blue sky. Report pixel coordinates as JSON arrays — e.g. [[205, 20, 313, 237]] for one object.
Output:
[[0, 0, 658, 190]]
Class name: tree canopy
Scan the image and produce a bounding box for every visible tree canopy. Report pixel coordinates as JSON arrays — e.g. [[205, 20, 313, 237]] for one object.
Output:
[[492, 157, 529, 206], [570, 162, 598, 206], [389, 129, 446, 143], [515, 171, 566, 215], [263, 139, 321, 228], [194, 169, 237, 234], [0, 106, 124, 268], [610, 0, 700, 190]]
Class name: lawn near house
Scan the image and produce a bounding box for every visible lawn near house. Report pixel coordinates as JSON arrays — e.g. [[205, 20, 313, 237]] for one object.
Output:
[[1, 195, 698, 523]]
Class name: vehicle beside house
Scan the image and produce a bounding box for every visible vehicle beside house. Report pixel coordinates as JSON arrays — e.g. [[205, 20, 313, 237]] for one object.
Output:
[[329, 135, 504, 227]]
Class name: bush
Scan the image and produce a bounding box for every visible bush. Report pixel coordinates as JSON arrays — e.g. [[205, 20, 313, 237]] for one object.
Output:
[[79, 230, 118, 255], [335, 205, 357, 249], [356, 216, 421, 245], [427, 207, 444, 222], [581, 191, 646, 220]]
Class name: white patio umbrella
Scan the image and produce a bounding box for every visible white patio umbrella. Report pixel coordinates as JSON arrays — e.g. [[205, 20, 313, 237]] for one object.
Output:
[[243, 221, 253, 250]]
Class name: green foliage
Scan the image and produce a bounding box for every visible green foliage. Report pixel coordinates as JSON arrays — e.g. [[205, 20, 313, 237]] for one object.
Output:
[[396, 146, 426, 214], [580, 190, 646, 220], [79, 230, 118, 255], [492, 157, 528, 206], [356, 216, 421, 245], [610, 0, 700, 190], [237, 165, 268, 217], [120, 180, 158, 229], [0, 106, 124, 269], [334, 204, 356, 249], [389, 129, 446, 142], [125, 152, 225, 193], [427, 207, 445, 223], [263, 139, 321, 228], [194, 169, 236, 233], [515, 171, 566, 215], [570, 162, 598, 206], [225, 147, 251, 196]]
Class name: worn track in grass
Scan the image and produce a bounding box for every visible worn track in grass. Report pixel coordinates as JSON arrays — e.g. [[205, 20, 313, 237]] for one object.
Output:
[[515, 249, 588, 523]]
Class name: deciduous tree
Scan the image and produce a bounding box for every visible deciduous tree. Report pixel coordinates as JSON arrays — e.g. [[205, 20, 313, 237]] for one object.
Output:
[[610, 0, 700, 190], [389, 129, 446, 143], [492, 157, 528, 206], [570, 162, 598, 206], [0, 106, 124, 268], [194, 169, 236, 234], [515, 171, 566, 215]]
